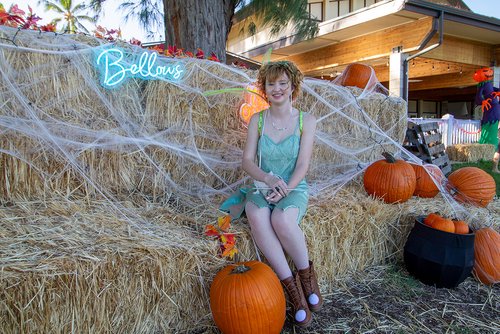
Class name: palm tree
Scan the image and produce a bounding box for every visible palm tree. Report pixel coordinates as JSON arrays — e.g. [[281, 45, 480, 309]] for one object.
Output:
[[88, 0, 318, 63], [38, 0, 96, 34]]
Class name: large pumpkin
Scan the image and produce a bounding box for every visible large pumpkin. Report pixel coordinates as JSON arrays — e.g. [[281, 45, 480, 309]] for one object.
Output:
[[339, 63, 374, 89], [411, 163, 441, 198], [446, 167, 496, 207], [363, 152, 416, 203], [210, 261, 286, 334], [473, 228, 500, 285]]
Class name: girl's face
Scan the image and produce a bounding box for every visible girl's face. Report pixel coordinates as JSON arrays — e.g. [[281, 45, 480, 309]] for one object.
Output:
[[264, 72, 292, 105]]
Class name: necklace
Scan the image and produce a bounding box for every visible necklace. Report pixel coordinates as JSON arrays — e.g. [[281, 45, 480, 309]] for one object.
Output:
[[269, 110, 292, 131]]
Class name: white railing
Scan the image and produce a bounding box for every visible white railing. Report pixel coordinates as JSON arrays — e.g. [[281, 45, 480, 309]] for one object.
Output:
[[408, 115, 481, 147]]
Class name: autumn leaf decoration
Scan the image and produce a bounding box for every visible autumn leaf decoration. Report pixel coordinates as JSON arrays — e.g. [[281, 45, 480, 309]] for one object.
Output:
[[205, 215, 238, 259]]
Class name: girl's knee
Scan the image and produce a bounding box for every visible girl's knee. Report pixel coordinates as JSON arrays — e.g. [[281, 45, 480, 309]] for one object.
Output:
[[271, 208, 299, 230]]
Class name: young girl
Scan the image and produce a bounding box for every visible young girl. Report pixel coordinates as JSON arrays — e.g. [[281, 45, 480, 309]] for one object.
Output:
[[221, 61, 322, 327]]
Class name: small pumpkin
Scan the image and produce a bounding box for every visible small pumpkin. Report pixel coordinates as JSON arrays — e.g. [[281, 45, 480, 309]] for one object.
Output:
[[423, 212, 441, 227], [473, 228, 500, 285], [210, 261, 286, 334], [411, 164, 441, 198], [363, 152, 416, 203], [339, 63, 374, 89], [446, 167, 496, 207], [430, 216, 455, 233], [453, 219, 470, 234]]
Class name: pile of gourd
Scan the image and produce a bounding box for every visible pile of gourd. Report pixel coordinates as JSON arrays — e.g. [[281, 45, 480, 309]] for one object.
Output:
[[363, 152, 496, 206], [363, 152, 499, 286]]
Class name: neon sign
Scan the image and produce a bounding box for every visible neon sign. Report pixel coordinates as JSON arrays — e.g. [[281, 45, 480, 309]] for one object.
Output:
[[95, 47, 185, 88]]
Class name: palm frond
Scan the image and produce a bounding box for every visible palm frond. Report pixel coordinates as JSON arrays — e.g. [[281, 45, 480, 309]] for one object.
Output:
[[87, 0, 104, 12], [71, 3, 87, 13], [75, 14, 96, 23], [119, 0, 163, 36], [43, 2, 65, 13], [74, 20, 91, 34], [239, 0, 318, 41], [61, 0, 72, 10]]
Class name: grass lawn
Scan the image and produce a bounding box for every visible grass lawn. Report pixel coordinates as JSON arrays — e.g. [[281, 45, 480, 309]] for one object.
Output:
[[450, 159, 500, 197]]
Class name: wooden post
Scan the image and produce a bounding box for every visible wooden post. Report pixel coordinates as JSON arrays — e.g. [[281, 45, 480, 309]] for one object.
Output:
[[493, 66, 500, 88], [389, 46, 408, 98]]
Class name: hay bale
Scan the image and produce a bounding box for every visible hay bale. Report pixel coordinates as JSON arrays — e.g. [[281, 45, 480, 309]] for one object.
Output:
[[0, 199, 227, 333], [446, 143, 495, 162], [1, 187, 498, 332], [0, 27, 407, 203]]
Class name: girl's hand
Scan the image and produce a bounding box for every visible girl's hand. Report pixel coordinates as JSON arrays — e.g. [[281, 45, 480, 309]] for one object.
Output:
[[265, 189, 284, 203], [264, 174, 289, 201]]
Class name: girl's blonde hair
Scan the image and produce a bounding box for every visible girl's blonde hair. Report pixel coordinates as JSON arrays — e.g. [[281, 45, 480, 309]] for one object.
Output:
[[257, 61, 304, 101]]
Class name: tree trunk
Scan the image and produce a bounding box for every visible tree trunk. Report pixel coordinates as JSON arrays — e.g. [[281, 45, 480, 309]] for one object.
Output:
[[162, 0, 238, 63]]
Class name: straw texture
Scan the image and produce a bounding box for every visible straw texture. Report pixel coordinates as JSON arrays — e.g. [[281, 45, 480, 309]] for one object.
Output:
[[0, 27, 498, 333], [446, 143, 496, 162]]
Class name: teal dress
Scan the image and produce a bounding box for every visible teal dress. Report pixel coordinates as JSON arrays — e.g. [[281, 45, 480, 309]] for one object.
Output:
[[220, 110, 309, 224]]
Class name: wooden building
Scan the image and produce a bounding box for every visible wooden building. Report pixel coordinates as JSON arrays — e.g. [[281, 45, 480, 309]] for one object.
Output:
[[226, 0, 500, 119]]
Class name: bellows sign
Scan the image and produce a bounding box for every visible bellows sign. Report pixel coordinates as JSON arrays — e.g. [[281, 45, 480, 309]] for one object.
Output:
[[95, 47, 185, 88]]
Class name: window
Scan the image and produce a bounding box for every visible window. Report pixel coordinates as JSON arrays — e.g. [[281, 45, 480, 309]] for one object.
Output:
[[329, 0, 381, 18], [353, 0, 377, 10], [329, 0, 350, 18], [308, 1, 324, 21]]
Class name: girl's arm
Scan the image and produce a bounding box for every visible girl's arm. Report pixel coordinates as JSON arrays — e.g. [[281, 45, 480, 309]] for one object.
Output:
[[286, 112, 317, 190], [242, 113, 273, 184]]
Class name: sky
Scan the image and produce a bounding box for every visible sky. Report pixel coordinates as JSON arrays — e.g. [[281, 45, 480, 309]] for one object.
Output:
[[1, 0, 499, 42]]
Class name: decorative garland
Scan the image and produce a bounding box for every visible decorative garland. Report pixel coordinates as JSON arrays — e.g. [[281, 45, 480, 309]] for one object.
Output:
[[457, 125, 481, 135]]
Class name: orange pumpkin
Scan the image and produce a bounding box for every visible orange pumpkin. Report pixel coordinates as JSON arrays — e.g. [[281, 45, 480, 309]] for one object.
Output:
[[339, 63, 374, 89], [210, 261, 286, 334], [453, 219, 470, 234], [411, 164, 441, 198], [473, 228, 500, 285], [363, 152, 416, 203], [423, 212, 441, 227], [446, 167, 496, 207], [430, 216, 455, 233]]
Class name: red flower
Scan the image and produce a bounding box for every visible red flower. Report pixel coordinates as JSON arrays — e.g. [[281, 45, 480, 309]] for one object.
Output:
[[0, 7, 25, 27], [207, 52, 220, 62], [40, 23, 56, 32], [129, 38, 142, 46], [21, 6, 41, 29], [195, 48, 205, 59]]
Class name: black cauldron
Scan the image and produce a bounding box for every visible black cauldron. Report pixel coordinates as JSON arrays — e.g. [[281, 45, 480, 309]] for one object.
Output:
[[403, 216, 475, 288]]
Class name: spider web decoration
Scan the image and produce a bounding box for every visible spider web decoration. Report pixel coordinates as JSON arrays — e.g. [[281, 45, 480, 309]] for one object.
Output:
[[0, 25, 481, 228]]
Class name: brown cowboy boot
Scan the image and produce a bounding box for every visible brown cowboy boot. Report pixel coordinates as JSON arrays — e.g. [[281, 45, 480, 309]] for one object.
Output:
[[298, 261, 323, 312], [281, 273, 312, 327]]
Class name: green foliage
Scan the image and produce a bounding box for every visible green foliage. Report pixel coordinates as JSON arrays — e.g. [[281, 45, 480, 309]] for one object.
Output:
[[238, 0, 319, 41], [88, 0, 319, 44], [451, 160, 500, 196], [38, 0, 96, 33]]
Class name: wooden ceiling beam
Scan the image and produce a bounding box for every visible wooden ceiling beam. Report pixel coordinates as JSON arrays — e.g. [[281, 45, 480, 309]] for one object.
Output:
[[371, 58, 479, 82], [296, 22, 495, 85], [424, 35, 494, 66], [408, 71, 476, 91], [291, 17, 435, 73]]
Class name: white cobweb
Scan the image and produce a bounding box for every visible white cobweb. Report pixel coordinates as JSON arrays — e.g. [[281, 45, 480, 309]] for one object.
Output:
[[0, 25, 486, 232]]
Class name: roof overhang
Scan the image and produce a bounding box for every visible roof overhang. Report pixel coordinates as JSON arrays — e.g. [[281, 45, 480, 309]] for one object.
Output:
[[239, 0, 500, 62]]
